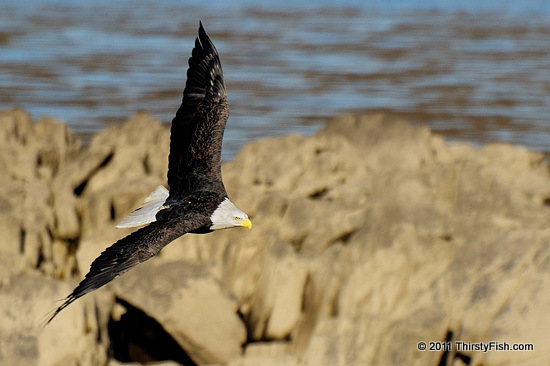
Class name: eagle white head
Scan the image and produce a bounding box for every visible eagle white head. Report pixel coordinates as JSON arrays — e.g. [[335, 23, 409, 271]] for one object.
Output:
[[209, 197, 252, 230]]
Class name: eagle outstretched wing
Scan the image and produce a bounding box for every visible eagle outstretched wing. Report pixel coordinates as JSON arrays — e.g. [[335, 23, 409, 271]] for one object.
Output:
[[46, 206, 209, 324], [168, 22, 228, 195]]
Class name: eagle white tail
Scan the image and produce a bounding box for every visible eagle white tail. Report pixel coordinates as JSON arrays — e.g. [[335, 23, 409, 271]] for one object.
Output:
[[116, 185, 170, 228]]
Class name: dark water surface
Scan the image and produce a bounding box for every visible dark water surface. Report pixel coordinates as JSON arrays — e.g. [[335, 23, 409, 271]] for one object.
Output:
[[1, 0, 549, 159]]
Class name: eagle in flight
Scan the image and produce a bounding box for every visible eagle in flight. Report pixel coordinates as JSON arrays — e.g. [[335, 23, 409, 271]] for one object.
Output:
[[47, 22, 251, 323]]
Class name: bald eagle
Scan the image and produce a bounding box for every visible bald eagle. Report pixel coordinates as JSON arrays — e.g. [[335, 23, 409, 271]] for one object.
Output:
[[47, 22, 251, 323]]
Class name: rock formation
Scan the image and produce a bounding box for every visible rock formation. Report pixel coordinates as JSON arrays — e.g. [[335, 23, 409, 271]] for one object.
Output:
[[0, 109, 548, 365]]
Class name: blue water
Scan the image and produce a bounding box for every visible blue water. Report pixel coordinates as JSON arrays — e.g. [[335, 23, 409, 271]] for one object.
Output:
[[1, 0, 550, 158]]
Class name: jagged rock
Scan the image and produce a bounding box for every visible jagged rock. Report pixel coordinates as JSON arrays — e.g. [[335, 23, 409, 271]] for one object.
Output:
[[0, 271, 111, 366], [0, 109, 82, 277], [318, 113, 434, 171], [0, 213, 23, 277], [34, 116, 82, 176], [248, 240, 308, 340], [112, 260, 247, 365], [299, 312, 448, 366], [0, 109, 80, 181], [76, 112, 169, 236], [221, 113, 550, 364], [228, 342, 297, 366]]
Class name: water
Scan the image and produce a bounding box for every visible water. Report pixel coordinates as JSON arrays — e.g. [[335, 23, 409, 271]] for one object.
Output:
[[1, 0, 550, 159]]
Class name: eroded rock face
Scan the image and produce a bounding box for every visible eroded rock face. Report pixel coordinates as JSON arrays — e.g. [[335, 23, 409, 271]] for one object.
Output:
[[111, 261, 246, 365], [1, 109, 550, 365], [0, 109, 81, 279]]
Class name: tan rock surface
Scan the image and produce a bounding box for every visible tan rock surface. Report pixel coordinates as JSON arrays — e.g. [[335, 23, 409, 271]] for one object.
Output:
[[220, 113, 550, 365], [112, 260, 246, 365], [1, 109, 549, 365], [0, 271, 110, 366]]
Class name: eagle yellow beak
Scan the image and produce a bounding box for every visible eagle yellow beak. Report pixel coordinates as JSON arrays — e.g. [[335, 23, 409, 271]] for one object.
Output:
[[242, 218, 252, 230]]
